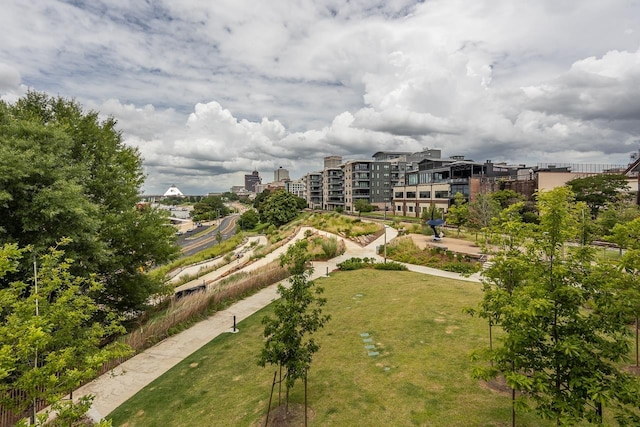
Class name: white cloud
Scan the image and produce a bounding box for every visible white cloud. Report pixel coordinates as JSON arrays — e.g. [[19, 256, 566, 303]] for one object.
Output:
[[1, 0, 639, 193]]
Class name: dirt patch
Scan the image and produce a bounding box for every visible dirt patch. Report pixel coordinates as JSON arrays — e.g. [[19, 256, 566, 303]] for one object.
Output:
[[480, 375, 512, 395], [624, 365, 640, 376], [255, 403, 315, 427]]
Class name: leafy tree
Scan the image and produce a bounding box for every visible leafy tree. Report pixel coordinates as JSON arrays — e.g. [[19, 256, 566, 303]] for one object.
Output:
[[258, 240, 330, 417], [610, 217, 640, 368], [0, 92, 179, 314], [567, 174, 631, 218], [597, 200, 640, 241], [238, 209, 260, 230], [222, 191, 239, 201], [468, 193, 500, 239], [258, 189, 303, 227], [191, 196, 228, 221], [353, 199, 374, 217], [490, 189, 525, 209], [0, 242, 131, 420], [472, 187, 640, 425], [447, 192, 470, 236], [253, 189, 271, 209]]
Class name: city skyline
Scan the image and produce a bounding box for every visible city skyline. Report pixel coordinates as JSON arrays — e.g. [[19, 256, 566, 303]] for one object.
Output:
[[1, 1, 639, 194]]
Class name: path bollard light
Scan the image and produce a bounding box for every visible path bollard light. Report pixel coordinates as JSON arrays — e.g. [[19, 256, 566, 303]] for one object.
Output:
[[233, 315, 236, 332], [326, 266, 329, 277]]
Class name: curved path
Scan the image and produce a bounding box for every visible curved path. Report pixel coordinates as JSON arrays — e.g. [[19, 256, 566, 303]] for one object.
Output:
[[79, 226, 481, 422]]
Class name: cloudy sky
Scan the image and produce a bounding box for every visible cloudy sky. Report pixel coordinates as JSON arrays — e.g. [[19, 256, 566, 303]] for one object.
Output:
[[2, 0, 640, 195]]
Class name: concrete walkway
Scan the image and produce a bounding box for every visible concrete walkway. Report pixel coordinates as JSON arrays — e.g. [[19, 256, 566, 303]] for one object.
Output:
[[78, 226, 481, 422]]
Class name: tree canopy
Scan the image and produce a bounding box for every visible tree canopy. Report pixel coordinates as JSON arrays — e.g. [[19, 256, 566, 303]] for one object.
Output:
[[0, 92, 179, 314], [566, 174, 631, 218], [473, 187, 640, 425], [0, 242, 130, 416], [191, 195, 229, 221], [257, 189, 306, 227]]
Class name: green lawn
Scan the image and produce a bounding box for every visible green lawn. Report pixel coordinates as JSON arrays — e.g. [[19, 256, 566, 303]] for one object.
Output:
[[108, 270, 551, 427]]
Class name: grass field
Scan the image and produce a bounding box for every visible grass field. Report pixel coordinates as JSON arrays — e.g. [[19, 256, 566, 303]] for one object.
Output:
[[108, 270, 552, 427]]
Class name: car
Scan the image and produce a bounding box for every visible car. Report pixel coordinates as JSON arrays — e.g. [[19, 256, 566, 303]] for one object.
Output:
[[186, 228, 194, 232], [196, 222, 203, 227], [175, 230, 184, 236]]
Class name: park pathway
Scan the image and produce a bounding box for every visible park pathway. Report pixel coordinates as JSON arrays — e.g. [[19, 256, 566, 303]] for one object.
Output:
[[76, 226, 481, 422]]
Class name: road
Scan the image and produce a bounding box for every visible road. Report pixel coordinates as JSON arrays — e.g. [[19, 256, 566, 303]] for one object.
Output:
[[177, 215, 239, 257]]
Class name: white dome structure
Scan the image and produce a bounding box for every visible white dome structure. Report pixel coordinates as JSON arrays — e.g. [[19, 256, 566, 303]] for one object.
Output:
[[163, 185, 184, 197]]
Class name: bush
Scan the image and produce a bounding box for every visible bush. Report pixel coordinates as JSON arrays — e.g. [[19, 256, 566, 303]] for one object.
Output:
[[321, 237, 340, 259], [337, 257, 374, 271], [373, 262, 407, 271]]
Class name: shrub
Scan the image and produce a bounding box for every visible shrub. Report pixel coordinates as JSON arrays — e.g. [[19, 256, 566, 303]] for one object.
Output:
[[373, 261, 407, 271], [321, 236, 340, 259], [337, 257, 373, 270]]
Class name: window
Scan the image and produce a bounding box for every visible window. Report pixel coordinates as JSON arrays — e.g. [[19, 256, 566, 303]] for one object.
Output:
[[435, 191, 449, 198], [396, 205, 401, 211], [406, 191, 416, 198], [395, 191, 404, 198], [408, 206, 414, 212], [419, 191, 431, 198]]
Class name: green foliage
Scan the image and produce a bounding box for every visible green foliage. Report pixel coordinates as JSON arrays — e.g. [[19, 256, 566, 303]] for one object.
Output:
[[473, 187, 640, 425], [191, 196, 229, 221], [258, 189, 303, 227], [337, 257, 375, 270], [598, 201, 640, 240], [372, 261, 407, 271], [383, 237, 481, 275], [0, 243, 131, 414], [221, 191, 239, 201], [320, 236, 340, 259], [0, 92, 179, 315], [238, 209, 260, 230], [468, 193, 499, 233], [490, 189, 525, 209], [566, 174, 631, 218], [353, 199, 374, 217], [447, 192, 470, 235], [259, 241, 330, 399]]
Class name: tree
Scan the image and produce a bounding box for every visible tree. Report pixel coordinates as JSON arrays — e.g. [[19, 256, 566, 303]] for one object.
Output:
[[191, 196, 228, 222], [567, 174, 631, 218], [221, 191, 239, 202], [238, 209, 260, 230], [468, 193, 500, 239], [610, 217, 640, 368], [258, 240, 330, 419], [353, 199, 374, 217], [597, 200, 640, 241], [490, 189, 525, 209], [258, 189, 304, 227], [472, 187, 640, 425], [0, 92, 179, 315], [0, 242, 131, 421], [447, 192, 470, 236]]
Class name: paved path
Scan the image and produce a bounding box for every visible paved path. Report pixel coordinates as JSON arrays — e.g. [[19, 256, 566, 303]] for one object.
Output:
[[77, 226, 481, 422]]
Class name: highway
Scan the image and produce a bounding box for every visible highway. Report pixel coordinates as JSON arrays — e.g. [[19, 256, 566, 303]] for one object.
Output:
[[176, 214, 239, 257]]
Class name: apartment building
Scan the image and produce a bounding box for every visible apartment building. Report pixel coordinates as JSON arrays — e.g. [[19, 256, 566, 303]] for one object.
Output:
[[285, 178, 306, 199], [305, 172, 323, 209], [323, 166, 344, 211]]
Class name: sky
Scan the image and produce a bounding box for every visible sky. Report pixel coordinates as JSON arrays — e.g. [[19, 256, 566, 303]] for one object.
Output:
[[1, 0, 640, 195]]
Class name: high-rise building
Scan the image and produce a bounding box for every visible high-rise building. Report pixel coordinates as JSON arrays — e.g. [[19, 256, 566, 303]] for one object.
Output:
[[244, 170, 261, 192], [274, 166, 290, 182]]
